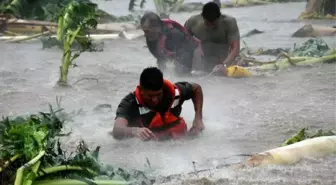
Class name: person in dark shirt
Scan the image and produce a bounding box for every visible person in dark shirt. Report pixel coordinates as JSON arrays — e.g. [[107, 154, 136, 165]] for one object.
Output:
[[111, 67, 204, 141], [184, 2, 241, 73], [140, 12, 203, 75]]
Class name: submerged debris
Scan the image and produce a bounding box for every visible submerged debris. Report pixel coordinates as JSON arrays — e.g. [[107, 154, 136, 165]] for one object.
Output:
[[241, 29, 264, 39], [292, 24, 336, 37], [93, 104, 113, 113]]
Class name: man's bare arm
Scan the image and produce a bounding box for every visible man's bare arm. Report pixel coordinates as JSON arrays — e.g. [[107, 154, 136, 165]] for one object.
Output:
[[224, 40, 240, 66], [191, 83, 203, 119], [110, 94, 137, 140], [223, 17, 240, 66], [111, 118, 136, 140]]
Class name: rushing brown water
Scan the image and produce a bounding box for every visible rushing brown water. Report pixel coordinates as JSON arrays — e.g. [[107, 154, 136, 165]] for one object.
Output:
[[0, 1, 335, 185]]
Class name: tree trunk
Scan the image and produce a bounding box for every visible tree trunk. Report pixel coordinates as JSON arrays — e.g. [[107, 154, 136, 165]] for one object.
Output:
[[324, 0, 336, 15], [304, 0, 335, 16]]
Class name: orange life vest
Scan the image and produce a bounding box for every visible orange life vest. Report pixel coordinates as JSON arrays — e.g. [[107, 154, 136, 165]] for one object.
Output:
[[134, 79, 182, 129]]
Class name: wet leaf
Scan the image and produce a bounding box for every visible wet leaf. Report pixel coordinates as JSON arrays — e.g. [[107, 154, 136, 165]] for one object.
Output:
[[0, 103, 152, 185], [292, 37, 330, 57], [282, 128, 336, 146]]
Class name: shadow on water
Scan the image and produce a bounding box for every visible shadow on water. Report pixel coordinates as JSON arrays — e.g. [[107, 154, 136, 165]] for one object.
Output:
[[0, 1, 336, 185]]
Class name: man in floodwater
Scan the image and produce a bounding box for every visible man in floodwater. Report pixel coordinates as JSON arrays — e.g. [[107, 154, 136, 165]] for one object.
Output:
[[140, 12, 203, 75], [111, 67, 204, 141], [184, 2, 241, 73]]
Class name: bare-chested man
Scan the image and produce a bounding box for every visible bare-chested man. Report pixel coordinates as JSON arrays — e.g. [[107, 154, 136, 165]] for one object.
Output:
[[184, 2, 240, 73]]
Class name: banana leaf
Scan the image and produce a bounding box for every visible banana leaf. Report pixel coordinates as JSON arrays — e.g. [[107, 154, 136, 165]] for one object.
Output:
[[282, 128, 336, 146], [56, 0, 98, 41], [0, 105, 153, 185], [282, 128, 306, 146], [1, 0, 70, 21], [56, 0, 100, 85], [291, 37, 330, 57], [0, 0, 127, 23]]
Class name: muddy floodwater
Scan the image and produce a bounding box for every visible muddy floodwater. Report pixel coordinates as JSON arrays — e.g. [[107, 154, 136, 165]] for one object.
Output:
[[0, 1, 336, 185]]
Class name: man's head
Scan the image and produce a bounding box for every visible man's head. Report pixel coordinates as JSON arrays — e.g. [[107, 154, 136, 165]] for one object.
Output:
[[140, 12, 163, 41], [139, 67, 164, 108], [201, 2, 221, 28]]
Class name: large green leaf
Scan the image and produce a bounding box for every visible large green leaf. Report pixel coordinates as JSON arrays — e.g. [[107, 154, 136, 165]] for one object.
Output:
[[0, 105, 65, 160], [292, 37, 330, 57]]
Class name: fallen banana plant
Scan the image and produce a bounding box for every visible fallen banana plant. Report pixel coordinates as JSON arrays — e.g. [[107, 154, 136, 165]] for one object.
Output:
[[0, 31, 144, 42], [235, 135, 336, 168], [247, 54, 336, 72], [151, 128, 336, 184], [282, 128, 336, 146], [0, 104, 153, 185], [241, 37, 336, 73], [2, 30, 52, 43], [232, 128, 336, 169]]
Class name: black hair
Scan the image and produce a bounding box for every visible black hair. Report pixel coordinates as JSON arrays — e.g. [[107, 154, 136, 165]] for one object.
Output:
[[140, 67, 164, 91], [140, 11, 163, 28], [201, 2, 221, 22]]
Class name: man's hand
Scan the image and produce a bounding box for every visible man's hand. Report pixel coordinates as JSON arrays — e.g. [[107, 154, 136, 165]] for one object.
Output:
[[132, 127, 156, 141], [189, 82, 204, 136], [212, 64, 225, 72], [189, 118, 205, 136], [213, 63, 229, 73]]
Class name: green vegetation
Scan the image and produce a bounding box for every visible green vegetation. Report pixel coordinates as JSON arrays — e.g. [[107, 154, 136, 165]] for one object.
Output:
[[0, 0, 93, 22], [0, 0, 138, 23], [56, 0, 100, 86], [282, 128, 335, 146], [241, 37, 336, 71], [0, 105, 152, 185]]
